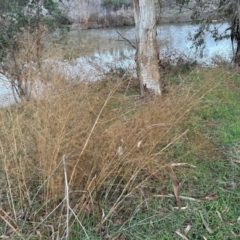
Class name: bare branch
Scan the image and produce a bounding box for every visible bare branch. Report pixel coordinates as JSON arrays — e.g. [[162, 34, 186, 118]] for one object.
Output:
[[116, 30, 136, 49]]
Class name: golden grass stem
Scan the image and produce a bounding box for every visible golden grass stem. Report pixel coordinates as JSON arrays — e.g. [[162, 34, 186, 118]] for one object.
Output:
[[63, 155, 70, 239], [69, 207, 90, 240], [151, 129, 189, 157], [31, 156, 64, 206], [69, 87, 118, 185], [27, 199, 65, 240], [0, 209, 24, 240], [1, 145, 17, 222]]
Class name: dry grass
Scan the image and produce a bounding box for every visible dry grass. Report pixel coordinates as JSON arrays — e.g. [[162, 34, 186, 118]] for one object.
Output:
[[0, 29, 221, 239]]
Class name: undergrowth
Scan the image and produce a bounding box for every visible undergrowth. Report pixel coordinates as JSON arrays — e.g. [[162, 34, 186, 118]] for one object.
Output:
[[0, 34, 240, 239]]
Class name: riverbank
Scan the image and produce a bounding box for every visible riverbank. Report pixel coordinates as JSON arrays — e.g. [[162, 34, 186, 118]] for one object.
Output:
[[67, 5, 222, 30], [71, 8, 192, 29]]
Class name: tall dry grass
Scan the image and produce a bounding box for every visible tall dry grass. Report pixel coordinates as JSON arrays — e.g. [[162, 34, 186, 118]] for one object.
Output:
[[0, 29, 218, 238]]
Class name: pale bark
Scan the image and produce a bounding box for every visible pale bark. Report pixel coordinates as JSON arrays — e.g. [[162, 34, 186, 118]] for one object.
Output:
[[133, 0, 161, 95]]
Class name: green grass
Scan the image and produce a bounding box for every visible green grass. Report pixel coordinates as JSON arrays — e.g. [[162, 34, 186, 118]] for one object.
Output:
[[70, 68, 240, 239], [1, 67, 240, 239]]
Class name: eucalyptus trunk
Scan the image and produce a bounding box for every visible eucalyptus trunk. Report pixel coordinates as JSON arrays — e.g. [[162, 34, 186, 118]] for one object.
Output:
[[133, 0, 161, 95], [235, 0, 240, 63]]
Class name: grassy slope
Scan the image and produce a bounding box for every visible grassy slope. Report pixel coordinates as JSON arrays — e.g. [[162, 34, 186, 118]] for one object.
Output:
[[0, 67, 240, 239], [72, 68, 240, 239]]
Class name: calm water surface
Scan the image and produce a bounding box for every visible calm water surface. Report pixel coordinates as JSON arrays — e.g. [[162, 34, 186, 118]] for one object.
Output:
[[0, 22, 232, 105], [62, 22, 232, 80]]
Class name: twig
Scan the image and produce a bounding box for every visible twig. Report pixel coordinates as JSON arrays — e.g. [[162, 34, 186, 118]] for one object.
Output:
[[116, 30, 136, 49]]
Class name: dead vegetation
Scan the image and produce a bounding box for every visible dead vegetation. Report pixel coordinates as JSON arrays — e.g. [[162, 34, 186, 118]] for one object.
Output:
[[0, 29, 222, 239]]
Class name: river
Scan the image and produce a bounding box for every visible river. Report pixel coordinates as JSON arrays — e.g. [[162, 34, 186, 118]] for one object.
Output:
[[58, 21, 232, 80], [0, 22, 232, 105]]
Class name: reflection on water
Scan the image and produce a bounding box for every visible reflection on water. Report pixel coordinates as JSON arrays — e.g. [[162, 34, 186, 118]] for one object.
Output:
[[76, 22, 232, 62], [0, 22, 232, 105], [62, 22, 232, 80]]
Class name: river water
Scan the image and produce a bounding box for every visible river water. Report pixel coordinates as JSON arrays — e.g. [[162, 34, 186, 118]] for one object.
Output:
[[59, 21, 232, 80], [0, 22, 232, 105]]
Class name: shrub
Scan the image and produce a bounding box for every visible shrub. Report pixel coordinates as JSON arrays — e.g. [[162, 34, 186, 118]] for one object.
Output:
[[101, 0, 132, 10]]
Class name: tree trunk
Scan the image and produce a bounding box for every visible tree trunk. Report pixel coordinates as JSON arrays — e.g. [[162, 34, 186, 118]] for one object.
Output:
[[235, 0, 240, 63], [133, 0, 161, 95]]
